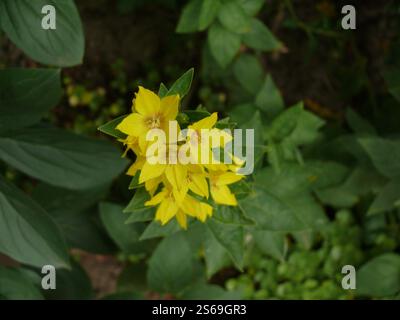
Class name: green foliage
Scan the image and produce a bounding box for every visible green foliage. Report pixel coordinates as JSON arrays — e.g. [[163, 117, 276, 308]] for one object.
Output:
[[0, 0, 84, 67]]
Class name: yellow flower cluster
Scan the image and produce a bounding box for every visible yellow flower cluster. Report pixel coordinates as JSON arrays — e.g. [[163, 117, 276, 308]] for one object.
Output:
[[116, 87, 244, 229]]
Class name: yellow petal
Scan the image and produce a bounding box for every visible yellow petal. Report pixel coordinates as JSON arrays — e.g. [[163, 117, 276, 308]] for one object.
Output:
[[176, 210, 188, 229], [157, 198, 179, 225], [126, 157, 145, 176], [116, 113, 147, 136], [145, 176, 162, 196], [139, 161, 166, 183], [210, 185, 237, 206], [189, 173, 209, 198], [165, 165, 188, 190], [161, 95, 180, 120], [145, 189, 167, 206], [134, 86, 161, 116], [215, 172, 244, 186], [191, 112, 218, 130]]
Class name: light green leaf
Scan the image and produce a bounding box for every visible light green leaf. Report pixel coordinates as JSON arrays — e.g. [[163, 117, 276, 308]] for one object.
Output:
[[359, 137, 400, 179], [233, 54, 264, 94], [0, 126, 128, 190], [0, 0, 84, 66], [357, 254, 400, 298], [0, 176, 70, 269], [199, 0, 221, 30], [255, 75, 284, 119], [218, 1, 251, 34], [98, 115, 128, 139], [207, 218, 244, 270], [253, 230, 288, 261], [0, 267, 43, 299], [238, 0, 265, 16], [148, 232, 196, 294], [167, 68, 194, 98], [242, 18, 281, 51], [208, 23, 241, 68], [0, 69, 62, 132]]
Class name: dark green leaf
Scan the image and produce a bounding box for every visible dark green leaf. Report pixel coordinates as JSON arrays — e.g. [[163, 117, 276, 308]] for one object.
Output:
[[0, 176, 70, 268], [255, 75, 285, 119], [100, 202, 149, 254], [0, 126, 128, 190], [0, 69, 61, 132], [0, 267, 43, 299], [148, 232, 196, 294], [0, 0, 84, 66], [207, 219, 244, 270]]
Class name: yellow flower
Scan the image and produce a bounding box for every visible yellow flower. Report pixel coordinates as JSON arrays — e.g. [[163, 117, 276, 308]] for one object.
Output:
[[145, 187, 213, 229], [116, 86, 180, 152], [209, 171, 244, 206]]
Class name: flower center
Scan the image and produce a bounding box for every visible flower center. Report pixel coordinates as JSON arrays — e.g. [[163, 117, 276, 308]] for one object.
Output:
[[146, 115, 161, 129]]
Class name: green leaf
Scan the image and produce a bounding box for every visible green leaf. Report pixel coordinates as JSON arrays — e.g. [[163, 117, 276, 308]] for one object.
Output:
[[239, 110, 265, 171], [218, 1, 251, 34], [213, 204, 254, 226], [233, 54, 264, 94], [176, 0, 220, 33], [0, 176, 70, 269], [255, 75, 285, 119], [199, 0, 221, 30], [204, 229, 231, 278], [0, 69, 62, 132], [208, 23, 241, 68], [0, 267, 43, 299], [345, 109, 376, 135], [207, 218, 244, 270], [238, 0, 265, 16], [158, 83, 168, 98], [229, 103, 256, 125], [359, 137, 400, 179], [117, 262, 148, 293], [252, 230, 288, 262], [0, 126, 128, 190], [357, 254, 400, 298], [147, 232, 196, 294], [383, 68, 400, 102], [0, 0, 84, 66], [99, 202, 149, 254], [244, 165, 328, 231], [123, 188, 154, 223], [44, 261, 93, 300], [167, 68, 194, 98], [32, 183, 115, 254], [368, 180, 400, 215], [266, 104, 303, 142], [98, 115, 128, 139], [242, 18, 281, 51], [139, 220, 180, 241]]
